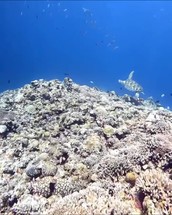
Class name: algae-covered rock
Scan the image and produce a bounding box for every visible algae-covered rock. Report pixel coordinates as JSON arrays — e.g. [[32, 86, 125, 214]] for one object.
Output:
[[103, 125, 115, 137], [83, 134, 102, 153]]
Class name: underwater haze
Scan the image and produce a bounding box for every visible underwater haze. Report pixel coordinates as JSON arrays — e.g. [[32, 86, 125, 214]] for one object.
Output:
[[1, 1, 172, 109]]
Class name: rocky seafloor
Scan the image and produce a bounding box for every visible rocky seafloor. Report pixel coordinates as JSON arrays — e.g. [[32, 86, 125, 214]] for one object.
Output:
[[0, 77, 172, 215]]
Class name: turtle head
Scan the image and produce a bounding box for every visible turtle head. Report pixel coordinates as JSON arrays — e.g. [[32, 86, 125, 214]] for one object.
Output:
[[118, 79, 125, 86]]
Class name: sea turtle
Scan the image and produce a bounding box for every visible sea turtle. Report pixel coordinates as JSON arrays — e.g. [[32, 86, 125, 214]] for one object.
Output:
[[118, 71, 143, 97]]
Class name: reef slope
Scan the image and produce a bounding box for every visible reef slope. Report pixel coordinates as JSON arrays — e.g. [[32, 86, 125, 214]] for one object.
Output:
[[0, 78, 172, 215]]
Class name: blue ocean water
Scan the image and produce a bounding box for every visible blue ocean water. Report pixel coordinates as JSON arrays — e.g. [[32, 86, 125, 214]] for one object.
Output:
[[1, 1, 172, 109]]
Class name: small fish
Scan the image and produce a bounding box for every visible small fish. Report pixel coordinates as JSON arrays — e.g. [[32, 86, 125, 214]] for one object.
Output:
[[82, 7, 93, 16], [113, 46, 119, 50], [82, 7, 89, 13], [118, 71, 143, 96], [109, 39, 116, 45], [161, 93, 165, 98]]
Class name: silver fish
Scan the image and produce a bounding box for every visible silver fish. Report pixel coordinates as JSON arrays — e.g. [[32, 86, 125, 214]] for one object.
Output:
[[118, 71, 143, 96]]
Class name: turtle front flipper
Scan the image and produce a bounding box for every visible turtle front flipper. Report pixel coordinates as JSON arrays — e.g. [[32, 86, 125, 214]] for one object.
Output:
[[128, 71, 134, 80]]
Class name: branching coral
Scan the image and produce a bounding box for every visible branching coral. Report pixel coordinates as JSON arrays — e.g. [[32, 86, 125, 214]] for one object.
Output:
[[136, 168, 172, 214]]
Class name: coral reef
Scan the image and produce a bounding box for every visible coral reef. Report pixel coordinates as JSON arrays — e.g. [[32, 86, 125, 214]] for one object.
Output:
[[0, 78, 172, 214]]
